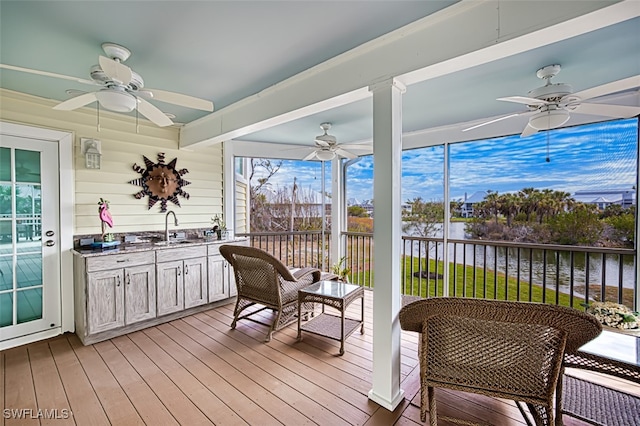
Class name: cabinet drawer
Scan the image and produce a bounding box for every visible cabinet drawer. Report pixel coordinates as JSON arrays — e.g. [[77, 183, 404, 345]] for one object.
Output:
[[207, 243, 222, 256], [86, 251, 155, 272], [156, 245, 207, 263]]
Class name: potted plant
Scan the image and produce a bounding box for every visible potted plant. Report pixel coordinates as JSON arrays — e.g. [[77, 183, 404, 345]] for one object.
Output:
[[211, 214, 228, 240], [331, 256, 351, 282], [583, 301, 640, 331]]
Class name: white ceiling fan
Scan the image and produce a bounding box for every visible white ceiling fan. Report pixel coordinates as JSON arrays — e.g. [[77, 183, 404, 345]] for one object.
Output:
[[301, 123, 369, 161], [463, 65, 640, 137], [0, 42, 214, 127]]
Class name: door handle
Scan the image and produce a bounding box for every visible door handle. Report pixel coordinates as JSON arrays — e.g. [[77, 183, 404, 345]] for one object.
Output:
[[184, 264, 189, 275], [45, 240, 55, 247]]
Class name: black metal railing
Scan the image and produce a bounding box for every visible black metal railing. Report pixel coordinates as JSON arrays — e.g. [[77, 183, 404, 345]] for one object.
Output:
[[236, 231, 332, 271], [239, 231, 637, 310]]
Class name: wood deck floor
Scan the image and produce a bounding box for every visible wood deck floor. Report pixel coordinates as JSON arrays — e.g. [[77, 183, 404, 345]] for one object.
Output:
[[1, 290, 636, 425]]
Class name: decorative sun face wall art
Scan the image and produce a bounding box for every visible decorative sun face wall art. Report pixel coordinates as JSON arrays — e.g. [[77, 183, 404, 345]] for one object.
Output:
[[129, 152, 191, 212]]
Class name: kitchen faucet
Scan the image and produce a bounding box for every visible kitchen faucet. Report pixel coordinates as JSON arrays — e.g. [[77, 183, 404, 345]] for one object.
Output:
[[165, 210, 178, 242]]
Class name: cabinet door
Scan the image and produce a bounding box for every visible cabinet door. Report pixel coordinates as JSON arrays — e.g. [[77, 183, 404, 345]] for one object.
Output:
[[124, 264, 157, 324], [227, 261, 237, 297], [208, 255, 226, 302], [156, 260, 184, 316], [87, 269, 124, 333], [184, 256, 207, 308]]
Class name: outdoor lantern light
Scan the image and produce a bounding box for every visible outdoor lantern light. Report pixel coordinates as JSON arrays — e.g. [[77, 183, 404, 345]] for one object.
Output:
[[82, 138, 102, 169]]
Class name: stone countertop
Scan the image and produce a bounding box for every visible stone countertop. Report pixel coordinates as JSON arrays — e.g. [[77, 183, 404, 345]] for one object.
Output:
[[72, 237, 247, 257]]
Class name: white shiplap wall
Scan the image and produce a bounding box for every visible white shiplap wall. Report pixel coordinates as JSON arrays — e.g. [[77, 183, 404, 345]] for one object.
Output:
[[0, 89, 224, 235]]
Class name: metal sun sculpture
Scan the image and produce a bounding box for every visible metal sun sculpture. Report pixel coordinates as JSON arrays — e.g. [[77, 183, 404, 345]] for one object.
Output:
[[129, 152, 190, 212]]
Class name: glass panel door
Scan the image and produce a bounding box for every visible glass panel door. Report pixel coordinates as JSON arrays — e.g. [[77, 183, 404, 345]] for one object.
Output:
[[0, 136, 59, 342]]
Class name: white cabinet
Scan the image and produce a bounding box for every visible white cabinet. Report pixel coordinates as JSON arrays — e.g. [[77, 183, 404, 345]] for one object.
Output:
[[124, 264, 157, 323], [207, 241, 246, 302], [207, 255, 227, 302], [82, 251, 156, 335], [156, 245, 207, 316], [74, 239, 246, 345], [184, 256, 208, 308], [86, 269, 124, 333], [156, 259, 184, 315]]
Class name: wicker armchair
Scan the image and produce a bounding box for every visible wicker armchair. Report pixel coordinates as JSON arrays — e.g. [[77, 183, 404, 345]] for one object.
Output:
[[399, 297, 601, 426], [219, 245, 321, 342]]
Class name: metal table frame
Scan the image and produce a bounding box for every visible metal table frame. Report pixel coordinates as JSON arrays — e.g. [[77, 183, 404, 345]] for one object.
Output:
[[297, 280, 364, 355]]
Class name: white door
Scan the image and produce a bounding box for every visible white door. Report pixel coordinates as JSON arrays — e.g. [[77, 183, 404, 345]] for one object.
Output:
[[0, 135, 60, 343]]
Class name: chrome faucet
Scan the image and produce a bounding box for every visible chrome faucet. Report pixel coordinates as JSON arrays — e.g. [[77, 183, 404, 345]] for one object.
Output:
[[165, 210, 178, 242]]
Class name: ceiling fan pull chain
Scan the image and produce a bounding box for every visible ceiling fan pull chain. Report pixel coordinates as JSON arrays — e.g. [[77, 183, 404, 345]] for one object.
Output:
[[136, 107, 139, 134], [97, 102, 101, 132], [546, 130, 550, 162]]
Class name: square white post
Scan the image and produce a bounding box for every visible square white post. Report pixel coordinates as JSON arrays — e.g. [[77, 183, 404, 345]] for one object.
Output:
[[367, 78, 405, 410]]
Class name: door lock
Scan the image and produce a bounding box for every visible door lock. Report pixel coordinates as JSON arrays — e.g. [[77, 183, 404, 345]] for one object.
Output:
[[45, 240, 55, 247]]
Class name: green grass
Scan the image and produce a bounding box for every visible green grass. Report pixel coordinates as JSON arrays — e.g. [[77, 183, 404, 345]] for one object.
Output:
[[349, 256, 582, 308]]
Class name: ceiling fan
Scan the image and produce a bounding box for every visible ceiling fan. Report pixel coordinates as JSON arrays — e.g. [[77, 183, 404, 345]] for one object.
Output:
[[301, 123, 368, 161], [463, 65, 640, 137], [0, 42, 214, 127]]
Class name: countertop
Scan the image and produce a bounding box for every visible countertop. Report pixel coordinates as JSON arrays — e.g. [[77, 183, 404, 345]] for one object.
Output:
[[72, 237, 247, 257]]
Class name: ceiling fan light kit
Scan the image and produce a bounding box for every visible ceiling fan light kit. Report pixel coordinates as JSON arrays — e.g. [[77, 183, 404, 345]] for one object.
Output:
[[315, 149, 336, 161], [528, 109, 570, 131], [95, 89, 137, 112]]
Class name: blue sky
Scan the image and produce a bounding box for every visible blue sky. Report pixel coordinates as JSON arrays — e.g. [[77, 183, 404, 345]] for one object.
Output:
[[251, 118, 638, 203]]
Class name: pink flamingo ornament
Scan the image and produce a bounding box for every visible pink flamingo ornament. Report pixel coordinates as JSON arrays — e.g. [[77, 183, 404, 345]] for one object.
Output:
[[98, 198, 113, 241]]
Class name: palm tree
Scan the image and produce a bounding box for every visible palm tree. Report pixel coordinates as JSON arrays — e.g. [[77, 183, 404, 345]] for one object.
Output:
[[497, 192, 519, 227]]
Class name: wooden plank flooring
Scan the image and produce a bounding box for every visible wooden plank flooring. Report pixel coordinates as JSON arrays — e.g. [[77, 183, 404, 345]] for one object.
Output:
[[1, 290, 637, 425]]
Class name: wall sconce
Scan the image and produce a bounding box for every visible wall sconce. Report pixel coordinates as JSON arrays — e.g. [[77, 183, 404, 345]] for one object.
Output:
[[81, 138, 102, 169]]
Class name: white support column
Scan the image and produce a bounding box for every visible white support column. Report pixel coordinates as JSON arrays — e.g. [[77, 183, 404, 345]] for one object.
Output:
[[367, 78, 405, 410], [331, 157, 345, 267], [223, 141, 236, 236]]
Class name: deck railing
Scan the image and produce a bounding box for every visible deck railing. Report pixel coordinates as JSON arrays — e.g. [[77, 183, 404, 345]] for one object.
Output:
[[238, 231, 637, 310]]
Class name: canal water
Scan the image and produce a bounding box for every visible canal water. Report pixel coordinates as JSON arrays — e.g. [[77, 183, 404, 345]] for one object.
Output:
[[404, 222, 636, 291]]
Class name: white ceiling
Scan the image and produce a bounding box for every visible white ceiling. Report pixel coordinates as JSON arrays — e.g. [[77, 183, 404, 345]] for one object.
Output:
[[1, 1, 639, 158]]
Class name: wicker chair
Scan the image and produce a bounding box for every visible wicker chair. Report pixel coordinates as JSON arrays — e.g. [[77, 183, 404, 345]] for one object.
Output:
[[219, 245, 321, 342], [399, 297, 601, 426]]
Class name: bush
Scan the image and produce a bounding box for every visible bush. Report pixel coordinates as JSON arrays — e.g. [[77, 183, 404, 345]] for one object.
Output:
[[547, 207, 603, 245]]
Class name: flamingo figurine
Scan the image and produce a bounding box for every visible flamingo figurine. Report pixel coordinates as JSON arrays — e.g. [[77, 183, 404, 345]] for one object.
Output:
[[98, 198, 113, 241]]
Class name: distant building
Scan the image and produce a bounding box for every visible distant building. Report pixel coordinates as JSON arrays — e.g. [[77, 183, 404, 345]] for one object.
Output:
[[459, 191, 488, 218], [573, 188, 635, 210]]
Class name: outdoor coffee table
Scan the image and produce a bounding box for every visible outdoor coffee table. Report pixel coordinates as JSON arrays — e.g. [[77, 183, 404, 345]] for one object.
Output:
[[297, 280, 364, 355], [562, 329, 640, 425]]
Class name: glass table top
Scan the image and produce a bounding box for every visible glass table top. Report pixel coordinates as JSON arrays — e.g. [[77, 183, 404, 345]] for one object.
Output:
[[579, 329, 640, 367], [301, 280, 361, 298]]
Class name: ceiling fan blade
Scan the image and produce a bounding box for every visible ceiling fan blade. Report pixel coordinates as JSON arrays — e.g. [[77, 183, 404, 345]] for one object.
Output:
[[520, 123, 538, 137], [572, 102, 640, 118], [315, 139, 331, 147], [302, 151, 318, 161], [137, 98, 174, 127], [146, 88, 214, 112], [0, 63, 96, 85], [462, 112, 523, 132], [99, 56, 132, 85], [335, 148, 358, 159], [53, 92, 98, 110], [572, 75, 640, 101], [498, 96, 548, 106]]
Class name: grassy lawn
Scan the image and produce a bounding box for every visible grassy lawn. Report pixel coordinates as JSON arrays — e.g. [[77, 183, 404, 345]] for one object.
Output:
[[348, 256, 604, 309]]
